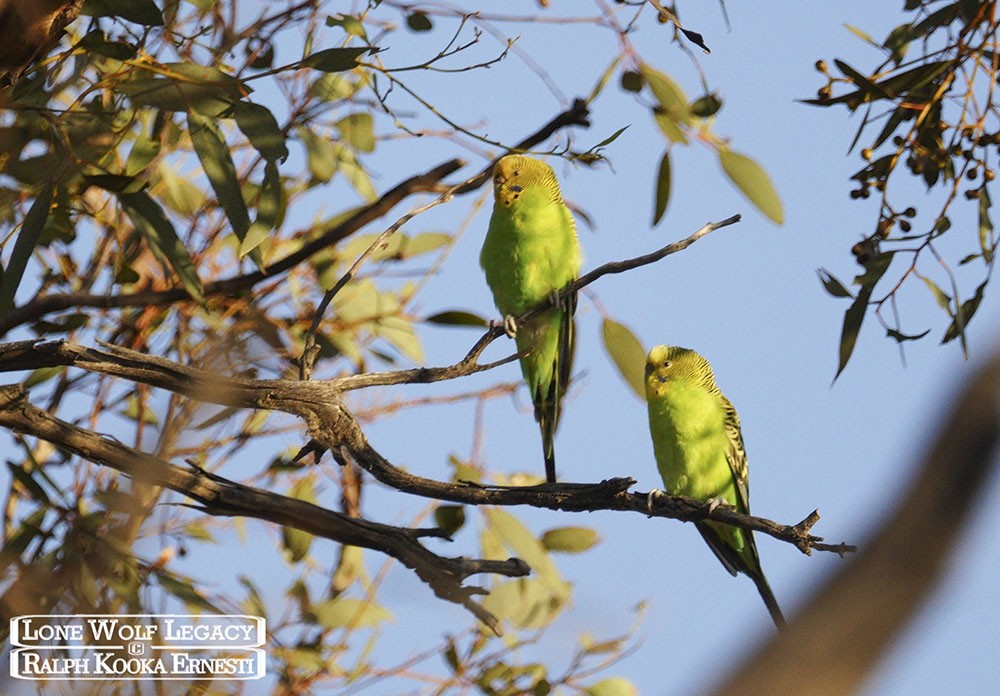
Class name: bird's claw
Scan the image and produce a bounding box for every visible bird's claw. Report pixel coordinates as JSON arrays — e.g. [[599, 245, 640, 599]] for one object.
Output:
[[647, 488, 666, 516], [706, 497, 724, 514], [502, 315, 518, 338]]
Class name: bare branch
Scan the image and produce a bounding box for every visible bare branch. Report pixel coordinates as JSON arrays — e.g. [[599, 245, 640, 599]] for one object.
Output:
[[0, 338, 853, 558], [0, 383, 528, 633], [334, 214, 742, 391]]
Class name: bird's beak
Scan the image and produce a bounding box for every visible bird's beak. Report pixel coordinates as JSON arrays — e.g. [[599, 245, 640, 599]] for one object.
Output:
[[644, 363, 654, 379]]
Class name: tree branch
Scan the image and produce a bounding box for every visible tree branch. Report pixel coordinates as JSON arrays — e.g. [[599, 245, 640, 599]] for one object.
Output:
[[0, 98, 593, 337], [0, 383, 528, 633], [0, 339, 855, 558], [333, 214, 742, 391]]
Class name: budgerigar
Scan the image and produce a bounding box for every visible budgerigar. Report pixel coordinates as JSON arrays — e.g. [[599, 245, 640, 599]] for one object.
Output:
[[480, 154, 582, 483], [645, 345, 785, 629]]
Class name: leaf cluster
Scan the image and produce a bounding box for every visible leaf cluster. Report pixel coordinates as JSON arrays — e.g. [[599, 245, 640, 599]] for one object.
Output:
[[808, 0, 999, 375]]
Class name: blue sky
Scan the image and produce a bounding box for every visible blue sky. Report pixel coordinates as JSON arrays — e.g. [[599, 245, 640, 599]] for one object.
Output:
[[3, 2, 999, 694], [345, 3, 1000, 694]]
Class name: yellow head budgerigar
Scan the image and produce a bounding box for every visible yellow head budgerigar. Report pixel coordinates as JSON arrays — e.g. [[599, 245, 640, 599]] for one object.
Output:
[[480, 155, 582, 482], [645, 345, 785, 629]]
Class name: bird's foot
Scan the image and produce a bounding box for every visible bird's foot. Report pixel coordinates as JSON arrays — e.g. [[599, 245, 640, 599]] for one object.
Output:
[[646, 488, 666, 516], [502, 314, 518, 338], [549, 289, 572, 312], [706, 497, 725, 514]]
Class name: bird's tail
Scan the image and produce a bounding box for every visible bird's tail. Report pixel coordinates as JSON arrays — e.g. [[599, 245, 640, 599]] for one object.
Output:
[[539, 411, 557, 483], [750, 570, 786, 630]]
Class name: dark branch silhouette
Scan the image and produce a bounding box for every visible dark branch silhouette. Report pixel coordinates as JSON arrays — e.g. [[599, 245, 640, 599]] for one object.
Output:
[[706, 344, 1000, 696], [0, 338, 855, 559], [0, 383, 528, 633]]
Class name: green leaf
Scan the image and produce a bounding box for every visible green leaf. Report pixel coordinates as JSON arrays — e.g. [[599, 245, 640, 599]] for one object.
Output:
[[155, 164, 206, 216], [336, 113, 375, 153], [239, 576, 268, 620], [240, 160, 282, 259], [310, 74, 360, 102], [83, 174, 141, 193], [231, 101, 289, 162], [920, 275, 952, 310], [303, 47, 369, 72], [117, 64, 246, 116], [448, 453, 482, 484], [652, 110, 688, 144], [690, 93, 723, 118], [0, 183, 51, 319], [434, 505, 466, 537], [425, 310, 488, 328], [580, 636, 627, 655], [871, 107, 909, 150], [337, 231, 406, 261], [331, 278, 378, 318], [942, 281, 987, 354], [299, 127, 338, 182], [882, 24, 912, 64], [587, 55, 621, 104], [589, 126, 629, 152], [406, 11, 433, 32], [540, 527, 601, 553], [979, 185, 994, 264], [585, 677, 638, 696], [719, 149, 784, 224], [834, 58, 878, 88], [125, 129, 161, 177], [835, 288, 870, 380], [78, 30, 138, 60], [817, 268, 853, 298], [639, 63, 691, 124], [312, 598, 392, 629], [652, 149, 671, 225], [332, 143, 377, 201], [601, 318, 646, 400], [0, 508, 46, 568], [83, 0, 164, 25], [31, 314, 89, 335], [23, 366, 64, 388], [188, 111, 252, 242], [282, 477, 317, 563], [331, 545, 366, 596], [327, 14, 368, 40], [121, 393, 159, 425], [375, 315, 424, 363], [481, 578, 556, 629], [156, 572, 224, 613], [484, 509, 570, 601], [404, 232, 451, 256], [6, 462, 49, 505], [854, 251, 894, 289], [118, 191, 205, 303], [844, 24, 878, 47]]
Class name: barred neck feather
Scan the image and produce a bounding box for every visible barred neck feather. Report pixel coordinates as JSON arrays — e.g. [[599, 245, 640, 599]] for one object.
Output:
[[492, 154, 563, 208], [646, 345, 722, 396]]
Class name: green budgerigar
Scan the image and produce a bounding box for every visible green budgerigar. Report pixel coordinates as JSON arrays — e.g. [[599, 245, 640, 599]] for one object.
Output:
[[645, 345, 786, 629], [480, 154, 582, 483]]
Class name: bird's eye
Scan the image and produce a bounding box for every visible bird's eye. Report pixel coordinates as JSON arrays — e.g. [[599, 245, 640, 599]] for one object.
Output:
[[663, 361, 672, 368]]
